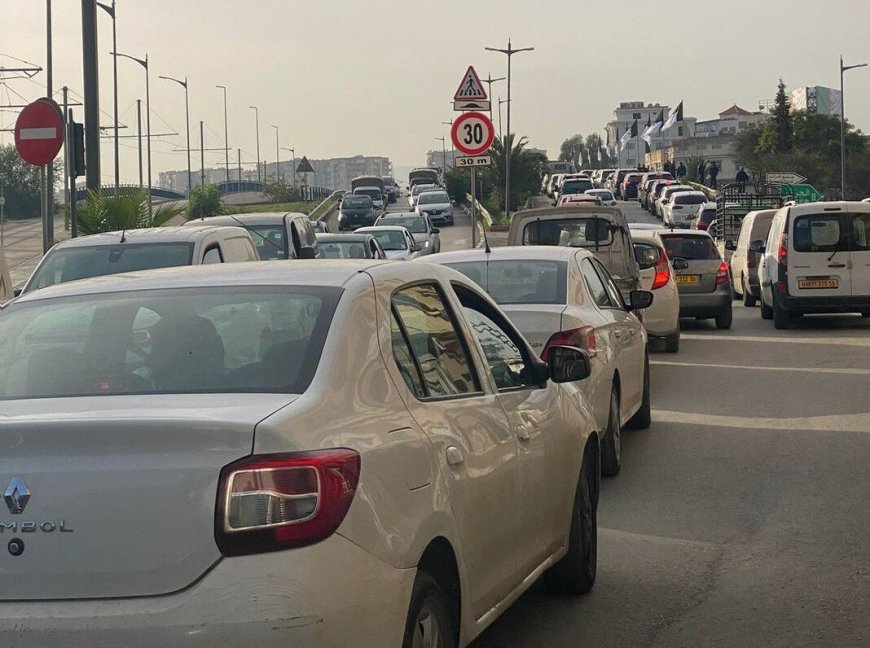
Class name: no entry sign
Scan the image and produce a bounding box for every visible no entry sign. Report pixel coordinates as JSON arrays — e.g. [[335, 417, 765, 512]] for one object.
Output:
[[15, 98, 65, 166], [451, 111, 495, 157]]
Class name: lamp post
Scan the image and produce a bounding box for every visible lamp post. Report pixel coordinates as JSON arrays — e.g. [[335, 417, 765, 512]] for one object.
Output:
[[497, 97, 508, 141], [216, 85, 230, 185], [281, 147, 296, 190], [840, 55, 867, 199], [485, 39, 534, 221], [271, 126, 281, 182], [96, 0, 118, 189], [436, 136, 446, 173], [112, 50, 151, 221], [159, 75, 190, 194], [249, 106, 261, 183], [482, 72, 505, 123]]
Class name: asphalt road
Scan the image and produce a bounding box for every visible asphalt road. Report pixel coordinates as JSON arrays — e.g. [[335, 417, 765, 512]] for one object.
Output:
[[463, 197, 870, 648]]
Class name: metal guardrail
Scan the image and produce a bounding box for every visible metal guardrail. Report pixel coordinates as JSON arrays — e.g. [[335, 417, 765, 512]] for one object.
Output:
[[466, 193, 492, 228], [307, 190, 343, 221]]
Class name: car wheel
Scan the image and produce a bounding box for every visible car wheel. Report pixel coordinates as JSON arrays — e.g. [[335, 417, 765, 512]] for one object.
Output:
[[715, 306, 733, 330], [402, 571, 457, 648], [773, 294, 790, 330], [626, 352, 651, 429], [543, 449, 598, 595], [601, 387, 621, 477], [760, 294, 773, 319], [664, 327, 680, 353], [742, 276, 756, 307]]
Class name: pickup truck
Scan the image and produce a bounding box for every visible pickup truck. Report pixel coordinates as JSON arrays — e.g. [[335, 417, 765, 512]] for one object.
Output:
[[186, 212, 319, 260], [19, 225, 259, 296]]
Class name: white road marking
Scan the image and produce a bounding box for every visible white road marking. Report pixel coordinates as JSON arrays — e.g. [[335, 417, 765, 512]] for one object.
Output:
[[680, 333, 870, 348], [19, 127, 57, 140], [652, 409, 870, 433], [651, 360, 870, 376]]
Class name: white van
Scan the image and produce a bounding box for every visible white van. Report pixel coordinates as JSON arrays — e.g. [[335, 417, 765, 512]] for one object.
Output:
[[756, 201, 870, 329], [730, 209, 777, 306]]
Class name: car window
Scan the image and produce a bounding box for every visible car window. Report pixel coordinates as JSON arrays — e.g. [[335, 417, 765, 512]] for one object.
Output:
[[391, 284, 480, 398], [579, 258, 614, 308], [390, 312, 426, 398], [674, 194, 708, 205], [523, 218, 613, 247], [247, 225, 286, 260], [852, 213, 870, 251], [418, 192, 449, 205], [445, 260, 568, 305], [0, 287, 341, 398], [592, 260, 626, 309], [384, 216, 427, 234], [202, 246, 223, 264], [792, 214, 846, 253], [660, 235, 719, 260], [461, 304, 537, 391]]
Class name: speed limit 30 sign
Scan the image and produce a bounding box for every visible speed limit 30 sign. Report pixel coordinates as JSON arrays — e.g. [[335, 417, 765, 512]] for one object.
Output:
[[451, 111, 495, 157]]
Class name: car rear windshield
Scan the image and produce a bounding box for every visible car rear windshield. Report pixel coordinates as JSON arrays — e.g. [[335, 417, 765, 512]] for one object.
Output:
[[382, 216, 426, 233], [561, 180, 594, 194], [319, 241, 369, 259], [25, 242, 194, 292], [700, 208, 717, 222], [522, 218, 613, 247], [792, 214, 847, 252], [674, 194, 708, 205], [343, 197, 372, 208], [355, 189, 382, 201], [660, 235, 719, 260], [0, 287, 341, 399], [368, 230, 408, 250], [418, 192, 449, 205], [446, 260, 568, 305]]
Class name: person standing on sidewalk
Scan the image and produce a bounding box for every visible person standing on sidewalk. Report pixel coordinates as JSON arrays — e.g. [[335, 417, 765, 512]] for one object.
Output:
[[709, 161, 720, 189], [736, 167, 749, 193], [697, 160, 707, 185]]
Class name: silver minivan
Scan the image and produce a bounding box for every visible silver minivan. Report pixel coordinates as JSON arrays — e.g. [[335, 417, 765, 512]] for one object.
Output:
[[757, 201, 870, 329], [730, 209, 776, 306]]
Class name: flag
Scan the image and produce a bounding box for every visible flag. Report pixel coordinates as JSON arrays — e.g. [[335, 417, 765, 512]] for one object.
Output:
[[620, 119, 638, 150], [663, 101, 683, 130], [647, 109, 665, 139]]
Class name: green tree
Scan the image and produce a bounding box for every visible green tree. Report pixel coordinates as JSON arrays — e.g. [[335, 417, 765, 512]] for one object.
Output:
[[74, 189, 185, 235], [443, 168, 468, 204], [187, 185, 222, 218], [758, 79, 793, 154], [584, 133, 611, 168], [486, 134, 548, 213], [0, 144, 60, 219], [559, 134, 585, 168], [263, 180, 301, 203]]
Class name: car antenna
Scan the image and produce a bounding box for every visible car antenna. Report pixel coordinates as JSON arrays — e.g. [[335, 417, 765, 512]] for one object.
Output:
[[480, 216, 492, 254], [225, 213, 286, 258], [120, 229, 127, 243]]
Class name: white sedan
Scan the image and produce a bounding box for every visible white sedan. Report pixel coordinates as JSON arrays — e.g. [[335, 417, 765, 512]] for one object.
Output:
[[0, 260, 600, 647], [421, 245, 653, 477], [585, 189, 617, 207], [629, 225, 683, 352]]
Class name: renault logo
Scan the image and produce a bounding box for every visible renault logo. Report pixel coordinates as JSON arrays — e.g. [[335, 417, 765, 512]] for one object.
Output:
[[3, 478, 30, 515]]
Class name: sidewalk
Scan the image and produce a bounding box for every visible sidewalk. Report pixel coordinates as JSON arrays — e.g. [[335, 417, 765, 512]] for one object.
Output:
[[1, 215, 70, 287]]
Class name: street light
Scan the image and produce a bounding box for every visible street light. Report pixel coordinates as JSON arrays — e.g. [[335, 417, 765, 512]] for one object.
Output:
[[281, 146, 296, 189], [159, 74, 190, 195], [271, 125, 281, 182], [482, 72, 505, 123], [840, 55, 867, 199], [497, 97, 509, 142], [436, 136, 446, 173], [485, 39, 534, 221], [216, 85, 230, 185], [249, 106, 261, 183], [96, 0, 119, 189], [112, 50, 151, 221]]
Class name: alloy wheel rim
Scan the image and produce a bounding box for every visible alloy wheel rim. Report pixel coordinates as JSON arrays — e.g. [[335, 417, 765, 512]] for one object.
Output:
[[412, 605, 444, 648]]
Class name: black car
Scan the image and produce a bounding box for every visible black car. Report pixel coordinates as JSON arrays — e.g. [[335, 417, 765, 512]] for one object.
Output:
[[338, 195, 377, 231]]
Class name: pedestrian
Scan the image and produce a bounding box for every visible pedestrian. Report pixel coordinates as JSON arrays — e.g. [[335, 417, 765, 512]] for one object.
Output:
[[736, 167, 749, 193], [665, 160, 673, 176], [697, 160, 706, 185], [709, 161, 719, 189], [677, 162, 686, 178]]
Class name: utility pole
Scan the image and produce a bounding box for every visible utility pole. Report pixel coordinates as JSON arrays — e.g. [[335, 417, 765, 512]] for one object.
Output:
[[237, 148, 242, 189], [216, 85, 230, 184], [282, 146, 296, 189], [436, 136, 446, 174], [136, 99, 143, 187], [200, 121, 205, 188], [112, 51, 151, 219], [96, 0, 118, 189], [45, 0, 54, 253], [271, 125, 280, 182], [840, 55, 867, 200], [482, 73, 505, 123], [81, 0, 101, 193], [485, 39, 534, 221], [249, 105, 261, 182], [160, 75, 191, 194]]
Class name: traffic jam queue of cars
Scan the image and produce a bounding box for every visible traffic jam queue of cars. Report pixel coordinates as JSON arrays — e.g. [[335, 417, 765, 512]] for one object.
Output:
[[1, 169, 868, 645]]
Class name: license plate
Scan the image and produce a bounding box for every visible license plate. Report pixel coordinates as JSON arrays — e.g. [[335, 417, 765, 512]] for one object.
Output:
[[798, 278, 839, 289], [674, 274, 700, 285]]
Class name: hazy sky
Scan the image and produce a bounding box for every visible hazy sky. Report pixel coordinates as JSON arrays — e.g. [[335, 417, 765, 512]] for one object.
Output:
[[2, 0, 869, 185]]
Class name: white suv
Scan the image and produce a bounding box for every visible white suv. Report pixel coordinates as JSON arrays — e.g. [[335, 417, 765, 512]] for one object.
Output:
[[757, 201, 870, 329]]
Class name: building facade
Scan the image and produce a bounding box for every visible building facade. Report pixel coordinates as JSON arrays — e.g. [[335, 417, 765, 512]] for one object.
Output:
[[426, 149, 458, 172], [605, 101, 697, 169]]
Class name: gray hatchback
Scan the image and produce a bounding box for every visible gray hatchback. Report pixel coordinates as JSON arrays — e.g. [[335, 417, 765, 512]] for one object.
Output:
[[659, 230, 733, 329]]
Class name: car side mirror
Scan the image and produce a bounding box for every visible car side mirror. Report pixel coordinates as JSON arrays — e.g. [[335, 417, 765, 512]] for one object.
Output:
[[410, 244, 421, 252], [672, 258, 690, 271], [627, 289, 654, 311], [13, 287, 22, 297], [749, 240, 765, 253], [548, 346, 592, 383], [298, 247, 317, 260], [432, 228, 440, 234]]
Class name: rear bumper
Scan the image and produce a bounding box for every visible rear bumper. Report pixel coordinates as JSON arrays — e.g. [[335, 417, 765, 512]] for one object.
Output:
[[678, 290, 732, 318], [781, 294, 870, 314], [643, 285, 680, 337], [0, 534, 412, 648]]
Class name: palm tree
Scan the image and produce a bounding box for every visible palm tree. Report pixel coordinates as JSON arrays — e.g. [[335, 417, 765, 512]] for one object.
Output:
[[73, 189, 186, 235], [487, 134, 548, 214]]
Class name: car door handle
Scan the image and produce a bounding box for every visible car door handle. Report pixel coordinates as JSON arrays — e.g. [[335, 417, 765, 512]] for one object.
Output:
[[446, 446, 464, 467], [516, 425, 530, 442], [828, 263, 847, 268]]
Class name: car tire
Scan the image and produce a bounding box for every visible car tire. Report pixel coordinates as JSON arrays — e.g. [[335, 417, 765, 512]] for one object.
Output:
[[760, 294, 773, 319], [626, 353, 651, 430], [715, 306, 733, 330], [601, 387, 621, 477], [664, 328, 680, 353], [543, 450, 598, 595], [402, 571, 457, 648], [742, 276, 756, 307], [773, 294, 790, 330]]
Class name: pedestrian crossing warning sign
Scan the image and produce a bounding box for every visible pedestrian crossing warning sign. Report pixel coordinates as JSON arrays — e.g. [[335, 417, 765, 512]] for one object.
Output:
[[453, 66, 488, 101]]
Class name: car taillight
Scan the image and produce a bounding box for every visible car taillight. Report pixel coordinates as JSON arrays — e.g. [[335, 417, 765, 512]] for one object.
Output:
[[541, 326, 597, 361], [778, 233, 788, 263], [716, 262, 730, 286], [215, 449, 361, 556], [652, 251, 670, 289]]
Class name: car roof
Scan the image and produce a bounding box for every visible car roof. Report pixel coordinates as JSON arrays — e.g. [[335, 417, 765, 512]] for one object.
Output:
[[628, 222, 666, 231], [510, 205, 627, 224], [786, 200, 870, 216], [186, 212, 303, 227], [420, 245, 588, 265], [356, 225, 411, 233], [628, 228, 665, 244], [46, 226, 243, 249], [672, 191, 708, 199], [657, 229, 713, 238], [378, 212, 421, 219], [315, 233, 373, 242], [12, 260, 396, 304]]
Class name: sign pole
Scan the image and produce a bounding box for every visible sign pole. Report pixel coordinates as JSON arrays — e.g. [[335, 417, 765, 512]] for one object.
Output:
[[470, 167, 477, 249]]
